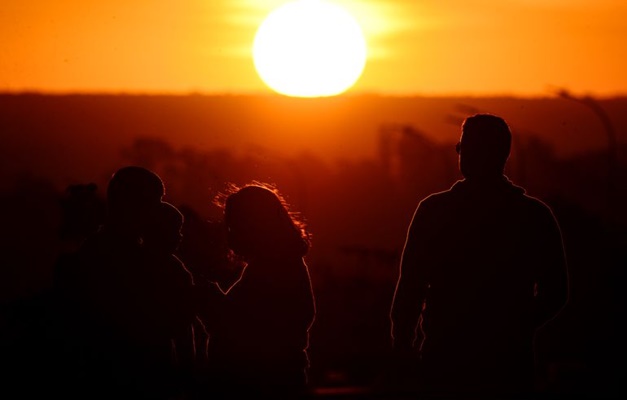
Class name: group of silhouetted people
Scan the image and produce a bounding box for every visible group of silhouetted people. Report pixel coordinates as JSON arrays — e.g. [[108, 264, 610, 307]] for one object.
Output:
[[5, 113, 568, 399], [49, 166, 316, 400]]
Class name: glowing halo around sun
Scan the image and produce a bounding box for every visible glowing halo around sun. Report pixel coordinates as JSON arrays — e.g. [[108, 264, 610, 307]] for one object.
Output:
[[252, 0, 367, 98]]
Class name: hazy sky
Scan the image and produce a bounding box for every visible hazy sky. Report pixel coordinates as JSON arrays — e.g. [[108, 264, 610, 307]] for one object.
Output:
[[2, 0, 626, 96]]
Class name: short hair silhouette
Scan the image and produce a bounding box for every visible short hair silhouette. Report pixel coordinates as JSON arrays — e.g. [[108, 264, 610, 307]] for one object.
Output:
[[458, 113, 512, 179], [106, 166, 165, 216], [390, 113, 569, 397], [223, 183, 309, 259]]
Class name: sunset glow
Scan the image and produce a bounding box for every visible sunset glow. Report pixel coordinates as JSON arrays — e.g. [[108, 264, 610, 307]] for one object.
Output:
[[0, 0, 626, 96], [252, 0, 367, 97]]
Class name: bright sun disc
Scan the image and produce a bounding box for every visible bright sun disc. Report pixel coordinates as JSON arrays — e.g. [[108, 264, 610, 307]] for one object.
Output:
[[253, 0, 367, 98]]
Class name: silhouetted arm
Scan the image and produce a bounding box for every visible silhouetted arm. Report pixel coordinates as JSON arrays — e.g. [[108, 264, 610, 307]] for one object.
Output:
[[533, 206, 569, 329], [173, 322, 196, 369], [390, 203, 431, 351], [302, 260, 317, 332], [166, 258, 208, 391]]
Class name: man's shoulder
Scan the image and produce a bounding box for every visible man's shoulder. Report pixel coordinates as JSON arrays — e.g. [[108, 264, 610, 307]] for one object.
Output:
[[417, 184, 460, 209], [518, 193, 559, 223], [417, 180, 555, 216]]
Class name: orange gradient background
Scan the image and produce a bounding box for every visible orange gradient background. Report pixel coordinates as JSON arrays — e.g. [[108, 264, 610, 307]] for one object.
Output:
[[2, 0, 626, 96]]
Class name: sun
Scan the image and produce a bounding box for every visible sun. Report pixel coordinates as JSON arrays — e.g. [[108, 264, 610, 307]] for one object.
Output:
[[252, 0, 367, 98]]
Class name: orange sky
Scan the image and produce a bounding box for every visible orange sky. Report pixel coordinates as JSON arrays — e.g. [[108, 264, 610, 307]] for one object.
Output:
[[2, 0, 626, 96]]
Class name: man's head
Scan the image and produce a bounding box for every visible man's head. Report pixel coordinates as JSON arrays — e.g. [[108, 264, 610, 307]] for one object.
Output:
[[457, 114, 512, 180], [106, 166, 165, 235]]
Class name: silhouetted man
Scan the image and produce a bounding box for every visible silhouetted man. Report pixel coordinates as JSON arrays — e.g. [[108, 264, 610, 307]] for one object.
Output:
[[390, 114, 569, 398], [54, 166, 165, 399]]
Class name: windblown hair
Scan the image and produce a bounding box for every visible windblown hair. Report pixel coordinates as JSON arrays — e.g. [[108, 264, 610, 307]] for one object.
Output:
[[216, 182, 310, 259]]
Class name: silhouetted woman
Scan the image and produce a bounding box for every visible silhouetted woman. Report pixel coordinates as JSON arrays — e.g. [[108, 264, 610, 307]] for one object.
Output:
[[204, 183, 316, 399]]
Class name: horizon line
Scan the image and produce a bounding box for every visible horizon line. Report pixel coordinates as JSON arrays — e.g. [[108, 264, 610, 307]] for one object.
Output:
[[1, 89, 626, 100]]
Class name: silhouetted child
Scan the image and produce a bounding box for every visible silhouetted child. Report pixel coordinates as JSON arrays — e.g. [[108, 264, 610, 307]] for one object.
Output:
[[137, 201, 200, 399], [203, 183, 316, 399]]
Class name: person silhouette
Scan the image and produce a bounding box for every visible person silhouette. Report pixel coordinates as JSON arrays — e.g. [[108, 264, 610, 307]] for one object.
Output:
[[58, 182, 106, 252], [202, 183, 316, 399], [133, 201, 202, 399], [389, 114, 569, 398], [53, 165, 166, 399]]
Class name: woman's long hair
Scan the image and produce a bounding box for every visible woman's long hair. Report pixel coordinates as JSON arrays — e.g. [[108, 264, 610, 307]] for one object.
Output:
[[216, 182, 310, 260]]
